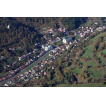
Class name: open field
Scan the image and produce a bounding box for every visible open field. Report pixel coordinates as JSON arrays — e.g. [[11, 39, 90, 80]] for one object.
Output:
[[91, 33, 103, 43], [72, 67, 81, 74], [82, 44, 93, 58]]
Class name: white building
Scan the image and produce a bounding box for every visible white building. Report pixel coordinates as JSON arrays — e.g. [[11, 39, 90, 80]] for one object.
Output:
[[63, 36, 72, 44], [0, 56, 4, 59], [70, 41, 72, 45], [63, 28, 66, 32], [7, 25, 10, 29], [52, 49, 57, 53], [66, 45, 70, 49], [91, 29, 93, 32], [42, 44, 53, 51], [94, 22, 98, 25]]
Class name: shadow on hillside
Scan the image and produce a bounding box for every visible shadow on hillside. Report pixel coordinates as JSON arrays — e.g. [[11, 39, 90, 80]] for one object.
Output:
[[8, 17, 43, 37]]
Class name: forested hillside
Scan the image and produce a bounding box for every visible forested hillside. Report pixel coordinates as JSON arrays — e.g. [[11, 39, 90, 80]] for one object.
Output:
[[60, 17, 105, 31], [0, 17, 46, 73], [13, 17, 59, 30]]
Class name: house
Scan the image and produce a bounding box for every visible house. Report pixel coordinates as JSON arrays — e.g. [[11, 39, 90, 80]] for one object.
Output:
[[63, 36, 72, 44], [103, 26, 106, 29], [49, 28, 53, 32], [49, 53, 52, 56], [91, 29, 93, 32], [0, 56, 4, 59], [19, 57, 22, 61], [44, 36, 46, 38], [49, 39, 55, 42], [95, 22, 98, 25], [44, 72, 47, 75], [41, 70, 43, 72], [66, 45, 70, 49], [7, 65, 10, 67], [58, 28, 63, 32], [52, 67, 55, 69], [70, 41, 72, 45], [56, 37, 61, 41], [7, 25, 10, 29], [52, 49, 57, 53], [4, 84, 9, 86], [62, 46, 66, 51], [63, 28, 66, 32]]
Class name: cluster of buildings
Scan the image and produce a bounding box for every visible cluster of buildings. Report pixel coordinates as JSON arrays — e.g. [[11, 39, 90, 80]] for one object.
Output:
[[9, 46, 22, 50], [96, 26, 106, 31], [4, 61, 18, 69], [58, 28, 66, 32], [73, 27, 93, 38], [42, 27, 67, 36], [18, 52, 31, 61], [78, 24, 106, 37], [4, 69, 35, 87], [5, 45, 39, 70], [0, 57, 35, 84]]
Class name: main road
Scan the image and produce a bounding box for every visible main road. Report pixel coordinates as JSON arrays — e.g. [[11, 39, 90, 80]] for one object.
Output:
[[0, 49, 53, 86]]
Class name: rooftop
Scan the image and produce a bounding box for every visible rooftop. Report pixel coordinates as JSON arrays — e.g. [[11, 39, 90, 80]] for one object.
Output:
[[64, 36, 72, 39]]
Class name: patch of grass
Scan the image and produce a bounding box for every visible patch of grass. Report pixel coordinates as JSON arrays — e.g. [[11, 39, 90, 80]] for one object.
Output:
[[72, 67, 81, 74], [100, 48, 106, 55], [81, 59, 97, 68], [81, 21, 93, 27], [91, 33, 103, 43], [82, 44, 93, 58], [87, 68, 102, 79], [75, 36, 80, 40], [45, 56, 50, 60], [96, 51, 106, 65]]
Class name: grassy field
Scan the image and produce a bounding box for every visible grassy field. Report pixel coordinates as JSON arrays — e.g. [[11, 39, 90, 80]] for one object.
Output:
[[91, 33, 103, 43], [71, 32, 106, 79], [72, 67, 81, 74], [82, 44, 93, 58]]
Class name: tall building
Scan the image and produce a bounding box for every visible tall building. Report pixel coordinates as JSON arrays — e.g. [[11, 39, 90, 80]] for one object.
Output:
[[63, 36, 72, 44], [42, 44, 53, 51]]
